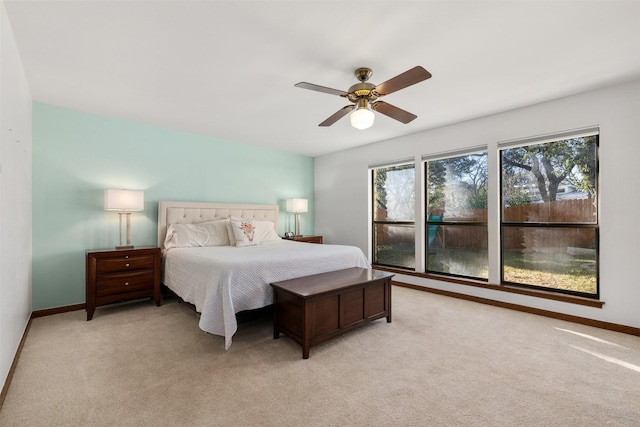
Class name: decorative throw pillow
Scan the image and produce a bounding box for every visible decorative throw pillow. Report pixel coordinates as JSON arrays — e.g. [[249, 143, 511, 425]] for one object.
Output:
[[229, 217, 280, 246], [229, 218, 258, 247]]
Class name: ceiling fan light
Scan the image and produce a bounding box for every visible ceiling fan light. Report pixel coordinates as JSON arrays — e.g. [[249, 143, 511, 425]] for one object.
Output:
[[350, 106, 375, 130]]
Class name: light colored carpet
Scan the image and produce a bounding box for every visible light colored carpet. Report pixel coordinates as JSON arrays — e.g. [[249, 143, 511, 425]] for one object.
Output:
[[1, 286, 639, 426]]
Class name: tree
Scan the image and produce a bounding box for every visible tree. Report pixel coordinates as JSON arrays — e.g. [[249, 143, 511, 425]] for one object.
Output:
[[454, 154, 488, 209], [374, 168, 388, 210], [502, 136, 597, 203], [426, 161, 446, 213], [427, 153, 488, 214]]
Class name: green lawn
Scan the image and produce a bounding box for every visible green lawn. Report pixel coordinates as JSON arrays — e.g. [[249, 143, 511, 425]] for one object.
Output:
[[375, 247, 597, 295], [503, 249, 597, 294]]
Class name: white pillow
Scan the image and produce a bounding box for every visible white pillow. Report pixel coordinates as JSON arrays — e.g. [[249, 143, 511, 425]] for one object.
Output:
[[228, 217, 280, 247], [254, 220, 281, 242], [164, 219, 230, 249], [225, 220, 237, 246]]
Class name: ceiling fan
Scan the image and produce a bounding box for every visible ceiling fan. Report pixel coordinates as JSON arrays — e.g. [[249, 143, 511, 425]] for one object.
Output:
[[295, 66, 432, 130]]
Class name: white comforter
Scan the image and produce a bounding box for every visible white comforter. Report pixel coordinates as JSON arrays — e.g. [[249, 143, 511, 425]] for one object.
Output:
[[163, 239, 370, 349]]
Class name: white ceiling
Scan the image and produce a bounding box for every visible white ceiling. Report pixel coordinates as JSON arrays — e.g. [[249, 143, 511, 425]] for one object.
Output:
[[5, 1, 640, 157]]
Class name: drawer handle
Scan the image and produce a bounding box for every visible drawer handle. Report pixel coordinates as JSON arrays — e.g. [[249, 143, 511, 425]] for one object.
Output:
[[124, 282, 130, 286], [125, 263, 130, 267]]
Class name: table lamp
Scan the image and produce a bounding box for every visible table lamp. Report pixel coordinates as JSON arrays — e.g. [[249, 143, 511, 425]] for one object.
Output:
[[104, 189, 144, 249], [286, 198, 308, 237]]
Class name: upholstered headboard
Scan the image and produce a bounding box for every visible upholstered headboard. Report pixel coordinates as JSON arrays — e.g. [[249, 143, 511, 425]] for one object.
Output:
[[157, 201, 279, 249]]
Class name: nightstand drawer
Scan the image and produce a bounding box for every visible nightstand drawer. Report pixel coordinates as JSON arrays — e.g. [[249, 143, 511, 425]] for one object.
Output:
[[96, 270, 154, 297], [96, 254, 155, 274]]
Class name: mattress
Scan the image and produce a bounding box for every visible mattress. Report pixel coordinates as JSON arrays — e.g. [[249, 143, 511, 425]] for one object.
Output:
[[163, 239, 371, 349]]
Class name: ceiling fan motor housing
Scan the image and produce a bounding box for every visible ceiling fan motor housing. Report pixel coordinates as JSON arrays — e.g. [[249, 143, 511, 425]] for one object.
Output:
[[347, 82, 377, 103]]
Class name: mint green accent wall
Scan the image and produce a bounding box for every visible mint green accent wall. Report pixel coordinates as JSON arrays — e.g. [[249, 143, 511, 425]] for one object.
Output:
[[32, 103, 314, 310]]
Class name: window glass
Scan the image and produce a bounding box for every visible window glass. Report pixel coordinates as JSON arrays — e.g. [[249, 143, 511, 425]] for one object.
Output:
[[502, 226, 597, 295], [502, 136, 597, 223], [374, 165, 415, 221], [426, 152, 488, 279], [428, 224, 488, 279], [501, 134, 599, 297], [373, 223, 415, 269], [372, 164, 415, 269]]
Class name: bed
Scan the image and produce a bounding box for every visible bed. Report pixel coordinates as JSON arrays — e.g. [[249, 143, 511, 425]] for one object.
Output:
[[158, 201, 371, 349]]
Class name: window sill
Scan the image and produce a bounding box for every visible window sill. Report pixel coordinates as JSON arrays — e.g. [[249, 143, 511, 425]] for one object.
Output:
[[372, 265, 604, 308]]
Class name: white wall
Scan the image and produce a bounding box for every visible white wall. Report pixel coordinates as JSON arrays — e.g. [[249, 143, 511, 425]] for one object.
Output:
[[0, 0, 32, 392], [315, 79, 640, 330]]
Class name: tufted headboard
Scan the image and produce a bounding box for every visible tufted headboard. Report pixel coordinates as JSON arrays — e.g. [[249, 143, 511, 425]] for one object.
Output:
[[157, 201, 279, 249]]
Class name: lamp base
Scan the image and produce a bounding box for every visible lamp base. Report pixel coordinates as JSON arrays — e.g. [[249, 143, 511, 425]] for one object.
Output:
[[116, 212, 135, 249], [294, 212, 302, 237]]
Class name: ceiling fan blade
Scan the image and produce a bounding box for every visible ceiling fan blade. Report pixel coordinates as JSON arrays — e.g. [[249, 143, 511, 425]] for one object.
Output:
[[372, 101, 417, 124], [295, 82, 348, 97], [373, 66, 432, 96], [319, 105, 353, 126]]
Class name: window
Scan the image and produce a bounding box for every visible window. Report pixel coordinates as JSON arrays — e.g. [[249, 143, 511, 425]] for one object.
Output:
[[372, 163, 415, 269], [425, 151, 488, 279], [369, 127, 600, 301], [500, 133, 599, 297]]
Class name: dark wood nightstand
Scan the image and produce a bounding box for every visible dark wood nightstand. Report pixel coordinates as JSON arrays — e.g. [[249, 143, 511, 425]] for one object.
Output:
[[86, 246, 161, 320], [286, 235, 323, 244]]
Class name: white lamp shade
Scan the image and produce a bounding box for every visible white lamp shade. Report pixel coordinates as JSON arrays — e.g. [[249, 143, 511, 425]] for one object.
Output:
[[104, 189, 144, 211], [286, 198, 308, 213], [350, 107, 375, 130]]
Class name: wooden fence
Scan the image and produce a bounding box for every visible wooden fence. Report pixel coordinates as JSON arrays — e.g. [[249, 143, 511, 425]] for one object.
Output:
[[435, 199, 596, 250], [377, 199, 596, 250], [503, 198, 596, 223]]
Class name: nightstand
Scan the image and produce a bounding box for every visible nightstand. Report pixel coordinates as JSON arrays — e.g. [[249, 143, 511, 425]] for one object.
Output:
[[286, 235, 323, 244], [86, 246, 161, 320]]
